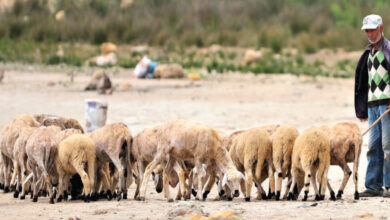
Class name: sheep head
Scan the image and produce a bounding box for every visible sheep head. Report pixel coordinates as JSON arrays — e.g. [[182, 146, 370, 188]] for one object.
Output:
[[222, 169, 244, 199]]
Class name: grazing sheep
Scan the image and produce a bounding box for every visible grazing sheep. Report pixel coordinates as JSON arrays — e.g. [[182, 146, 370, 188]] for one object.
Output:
[[13, 126, 37, 199], [41, 117, 84, 133], [287, 127, 330, 201], [25, 126, 62, 204], [131, 126, 181, 200], [272, 124, 299, 200], [229, 127, 275, 201], [1, 115, 39, 192], [320, 122, 362, 200], [56, 134, 95, 202], [89, 123, 132, 200], [84, 70, 112, 94], [139, 120, 244, 202]]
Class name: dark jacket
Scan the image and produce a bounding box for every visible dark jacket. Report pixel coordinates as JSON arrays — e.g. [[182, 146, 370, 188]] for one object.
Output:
[[354, 37, 390, 118]]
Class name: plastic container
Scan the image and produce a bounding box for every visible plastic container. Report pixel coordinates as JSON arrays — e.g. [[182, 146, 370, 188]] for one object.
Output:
[[85, 99, 108, 133]]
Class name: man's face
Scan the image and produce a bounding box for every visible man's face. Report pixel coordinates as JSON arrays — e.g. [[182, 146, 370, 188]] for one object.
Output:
[[365, 25, 383, 44]]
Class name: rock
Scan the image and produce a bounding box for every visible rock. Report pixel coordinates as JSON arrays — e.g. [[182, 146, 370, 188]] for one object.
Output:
[[55, 10, 66, 21], [242, 49, 262, 66], [358, 213, 373, 218], [187, 73, 200, 81], [121, 81, 131, 90], [100, 42, 117, 54], [47, 81, 56, 86], [154, 64, 184, 79]]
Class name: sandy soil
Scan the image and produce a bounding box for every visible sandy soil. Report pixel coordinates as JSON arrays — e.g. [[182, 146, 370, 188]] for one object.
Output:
[[0, 66, 389, 220]]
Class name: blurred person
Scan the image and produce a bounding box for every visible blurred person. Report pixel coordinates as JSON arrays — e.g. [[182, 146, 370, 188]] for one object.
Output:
[[355, 14, 390, 197]]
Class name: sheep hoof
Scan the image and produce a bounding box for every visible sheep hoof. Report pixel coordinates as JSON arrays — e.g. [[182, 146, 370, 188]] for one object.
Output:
[[276, 191, 281, 201], [302, 196, 307, 201], [226, 196, 233, 201], [50, 198, 55, 204], [337, 190, 343, 199], [117, 195, 122, 201], [33, 197, 38, 202], [91, 193, 98, 201], [30, 193, 33, 199], [315, 194, 321, 201], [176, 196, 182, 201], [245, 197, 250, 202], [139, 196, 145, 201], [330, 191, 336, 201], [320, 195, 325, 200], [202, 190, 210, 200], [192, 189, 197, 197], [268, 192, 275, 200], [113, 192, 117, 198], [0, 184, 3, 189], [84, 195, 90, 203], [354, 191, 359, 200], [156, 188, 162, 193], [4, 186, 10, 193], [20, 195, 25, 200], [57, 195, 63, 202], [107, 190, 113, 200], [13, 191, 19, 198], [123, 193, 128, 200], [218, 190, 225, 197], [261, 193, 267, 200], [168, 199, 174, 203]]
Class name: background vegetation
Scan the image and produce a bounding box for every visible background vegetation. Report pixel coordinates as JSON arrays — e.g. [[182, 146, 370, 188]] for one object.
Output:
[[0, 0, 387, 77]]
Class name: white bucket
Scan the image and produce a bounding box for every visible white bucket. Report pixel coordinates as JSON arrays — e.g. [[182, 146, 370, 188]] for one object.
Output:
[[85, 99, 108, 133]]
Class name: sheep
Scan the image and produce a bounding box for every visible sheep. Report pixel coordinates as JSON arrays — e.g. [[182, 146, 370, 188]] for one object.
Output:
[[272, 124, 299, 200], [25, 126, 62, 204], [55, 134, 95, 202], [12, 126, 37, 199], [89, 123, 132, 201], [0, 115, 39, 192], [130, 126, 181, 200], [41, 116, 84, 133], [320, 122, 362, 200], [138, 120, 244, 202], [287, 127, 330, 201], [228, 127, 275, 201]]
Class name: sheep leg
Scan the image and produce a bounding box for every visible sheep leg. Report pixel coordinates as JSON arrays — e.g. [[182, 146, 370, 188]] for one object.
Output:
[[134, 162, 144, 200], [176, 167, 186, 200], [244, 168, 253, 201], [302, 166, 311, 201], [195, 161, 204, 201], [111, 156, 125, 200], [287, 167, 298, 201], [31, 166, 39, 202], [87, 155, 95, 200], [317, 163, 329, 201], [74, 162, 91, 202], [186, 169, 194, 200], [353, 140, 361, 200], [162, 158, 175, 202], [327, 180, 336, 201], [282, 174, 292, 199], [275, 162, 283, 200], [267, 159, 275, 199], [139, 159, 160, 201], [98, 167, 111, 199], [310, 167, 319, 201], [13, 161, 21, 198], [202, 171, 216, 200], [56, 172, 64, 202], [2, 155, 11, 192], [337, 160, 351, 200], [38, 166, 54, 204]]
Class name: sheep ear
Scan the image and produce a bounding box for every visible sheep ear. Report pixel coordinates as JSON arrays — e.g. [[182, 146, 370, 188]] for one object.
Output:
[[222, 174, 228, 187]]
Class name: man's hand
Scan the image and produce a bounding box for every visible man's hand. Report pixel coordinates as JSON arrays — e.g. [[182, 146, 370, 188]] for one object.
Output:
[[359, 118, 368, 122]]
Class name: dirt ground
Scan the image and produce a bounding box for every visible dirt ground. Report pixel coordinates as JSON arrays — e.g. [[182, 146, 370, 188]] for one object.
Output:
[[0, 65, 389, 220]]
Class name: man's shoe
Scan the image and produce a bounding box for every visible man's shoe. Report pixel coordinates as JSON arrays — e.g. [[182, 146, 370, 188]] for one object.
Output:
[[383, 191, 390, 198], [359, 189, 382, 197]]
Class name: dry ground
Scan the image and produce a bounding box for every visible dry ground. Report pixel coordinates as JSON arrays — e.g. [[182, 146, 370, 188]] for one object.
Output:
[[0, 65, 389, 220]]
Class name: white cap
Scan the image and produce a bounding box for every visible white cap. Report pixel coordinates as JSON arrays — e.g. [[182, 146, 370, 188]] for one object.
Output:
[[362, 14, 382, 30]]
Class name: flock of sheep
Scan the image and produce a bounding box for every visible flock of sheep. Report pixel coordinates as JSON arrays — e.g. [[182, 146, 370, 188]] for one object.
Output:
[[0, 114, 363, 204]]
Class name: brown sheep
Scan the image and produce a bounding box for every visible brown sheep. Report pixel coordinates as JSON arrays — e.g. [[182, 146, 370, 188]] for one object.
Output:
[[25, 126, 62, 204], [229, 127, 274, 201], [130, 126, 181, 200], [272, 124, 299, 200], [0, 115, 39, 192], [56, 134, 95, 202], [139, 120, 244, 202], [89, 123, 132, 200], [320, 122, 362, 200], [287, 127, 330, 201], [41, 117, 84, 133]]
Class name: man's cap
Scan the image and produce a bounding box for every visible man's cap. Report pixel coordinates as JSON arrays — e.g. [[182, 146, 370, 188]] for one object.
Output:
[[362, 14, 382, 30]]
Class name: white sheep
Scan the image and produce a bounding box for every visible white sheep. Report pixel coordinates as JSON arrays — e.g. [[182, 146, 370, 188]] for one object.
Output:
[[287, 127, 330, 201], [272, 124, 299, 200]]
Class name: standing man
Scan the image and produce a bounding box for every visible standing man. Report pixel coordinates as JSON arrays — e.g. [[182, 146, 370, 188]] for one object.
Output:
[[355, 14, 390, 197]]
